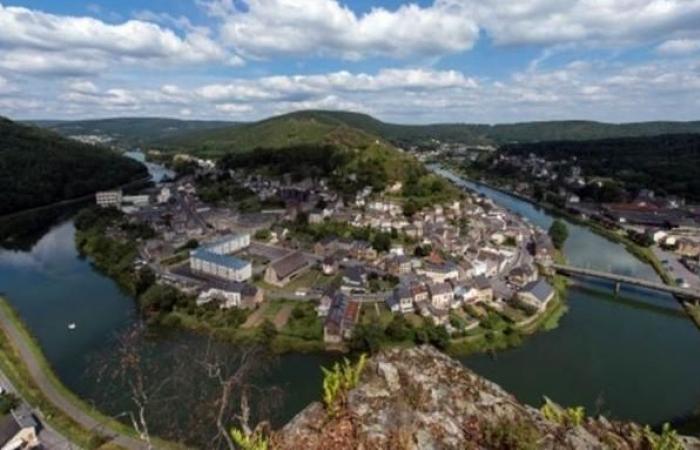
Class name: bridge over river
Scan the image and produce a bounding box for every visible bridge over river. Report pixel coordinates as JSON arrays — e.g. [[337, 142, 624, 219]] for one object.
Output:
[[553, 264, 700, 301]]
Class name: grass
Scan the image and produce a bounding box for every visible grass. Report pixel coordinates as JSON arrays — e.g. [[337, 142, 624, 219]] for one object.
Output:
[[256, 269, 331, 294], [0, 298, 184, 450]]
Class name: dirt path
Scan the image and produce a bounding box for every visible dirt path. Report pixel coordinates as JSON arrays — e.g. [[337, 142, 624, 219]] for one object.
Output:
[[242, 304, 269, 329], [272, 304, 294, 330]]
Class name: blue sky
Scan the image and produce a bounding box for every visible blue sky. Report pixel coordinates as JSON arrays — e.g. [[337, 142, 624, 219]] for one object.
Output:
[[1, 0, 699, 123]]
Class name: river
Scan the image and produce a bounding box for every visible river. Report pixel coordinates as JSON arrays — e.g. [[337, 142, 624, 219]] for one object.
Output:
[[0, 163, 698, 445]]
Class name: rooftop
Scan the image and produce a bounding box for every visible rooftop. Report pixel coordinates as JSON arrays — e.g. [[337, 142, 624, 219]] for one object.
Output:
[[191, 247, 250, 270]]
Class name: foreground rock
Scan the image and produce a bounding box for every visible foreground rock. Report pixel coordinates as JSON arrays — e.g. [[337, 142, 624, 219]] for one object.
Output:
[[274, 346, 699, 449]]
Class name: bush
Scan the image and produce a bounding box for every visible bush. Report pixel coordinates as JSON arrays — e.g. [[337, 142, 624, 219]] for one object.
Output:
[[386, 315, 414, 342], [548, 219, 569, 250]]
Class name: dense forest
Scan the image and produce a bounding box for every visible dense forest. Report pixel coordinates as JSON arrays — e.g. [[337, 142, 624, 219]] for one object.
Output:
[[0, 117, 148, 216], [500, 133, 700, 201]]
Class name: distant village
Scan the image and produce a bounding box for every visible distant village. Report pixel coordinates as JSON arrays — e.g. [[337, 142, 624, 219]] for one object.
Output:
[[95, 152, 560, 347]]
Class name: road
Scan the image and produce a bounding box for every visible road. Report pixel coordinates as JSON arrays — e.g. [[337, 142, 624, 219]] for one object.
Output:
[[653, 247, 700, 290], [0, 307, 149, 450]]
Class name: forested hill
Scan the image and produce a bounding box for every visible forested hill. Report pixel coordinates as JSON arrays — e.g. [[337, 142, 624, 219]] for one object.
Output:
[[156, 111, 396, 157], [156, 110, 700, 149], [31, 117, 238, 148], [0, 117, 148, 216], [501, 133, 700, 201]]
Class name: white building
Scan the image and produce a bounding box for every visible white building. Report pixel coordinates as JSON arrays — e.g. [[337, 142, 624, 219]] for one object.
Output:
[[206, 233, 250, 255], [190, 248, 252, 282], [157, 187, 172, 204], [95, 190, 122, 208], [122, 195, 150, 207]]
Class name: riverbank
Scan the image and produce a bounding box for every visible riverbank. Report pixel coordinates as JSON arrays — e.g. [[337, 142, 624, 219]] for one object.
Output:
[[0, 297, 182, 450], [442, 163, 675, 286]]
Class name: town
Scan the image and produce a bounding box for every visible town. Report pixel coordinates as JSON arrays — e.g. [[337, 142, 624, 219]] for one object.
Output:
[[444, 149, 700, 292], [92, 150, 561, 350]]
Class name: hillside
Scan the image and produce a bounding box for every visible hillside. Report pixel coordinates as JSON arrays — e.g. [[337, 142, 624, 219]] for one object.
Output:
[[31, 117, 237, 149], [501, 133, 700, 201], [158, 110, 700, 150], [157, 112, 394, 157], [274, 346, 699, 449], [0, 117, 148, 216]]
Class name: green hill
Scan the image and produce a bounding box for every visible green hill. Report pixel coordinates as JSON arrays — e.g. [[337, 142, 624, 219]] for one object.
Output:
[[31, 117, 238, 149], [0, 117, 148, 216], [159, 110, 700, 150], [158, 111, 396, 157]]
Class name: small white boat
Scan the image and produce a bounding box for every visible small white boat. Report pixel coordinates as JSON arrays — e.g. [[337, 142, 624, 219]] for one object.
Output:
[[68, 323, 77, 330]]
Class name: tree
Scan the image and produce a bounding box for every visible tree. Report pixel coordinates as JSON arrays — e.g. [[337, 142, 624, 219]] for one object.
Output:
[[99, 326, 279, 449], [254, 229, 271, 241], [371, 232, 392, 253], [259, 320, 277, 344], [349, 321, 385, 353], [548, 219, 569, 250], [386, 315, 413, 342]]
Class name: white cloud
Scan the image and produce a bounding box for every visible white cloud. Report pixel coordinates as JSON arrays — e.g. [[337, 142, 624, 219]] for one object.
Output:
[[201, 0, 700, 59], [0, 75, 16, 95], [196, 69, 478, 104], [10, 60, 691, 123], [212, 0, 479, 59], [657, 38, 700, 55], [0, 3, 231, 76], [457, 0, 700, 47]]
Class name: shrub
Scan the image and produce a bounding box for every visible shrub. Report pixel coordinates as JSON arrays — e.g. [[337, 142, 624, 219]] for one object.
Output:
[[540, 397, 585, 427], [321, 354, 367, 417], [231, 428, 268, 450], [643, 423, 683, 450]]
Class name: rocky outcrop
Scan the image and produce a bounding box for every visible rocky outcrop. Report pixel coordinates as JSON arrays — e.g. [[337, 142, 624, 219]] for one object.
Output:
[[274, 346, 700, 450]]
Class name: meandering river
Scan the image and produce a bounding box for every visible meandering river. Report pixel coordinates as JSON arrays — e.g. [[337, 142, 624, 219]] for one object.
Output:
[[0, 164, 698, 444]]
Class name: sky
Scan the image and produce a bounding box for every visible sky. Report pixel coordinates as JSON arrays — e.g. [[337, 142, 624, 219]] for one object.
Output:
[[1, 0, 700, 124]]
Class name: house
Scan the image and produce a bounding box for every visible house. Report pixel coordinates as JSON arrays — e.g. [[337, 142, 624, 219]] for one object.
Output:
[[476, 249, 507, 277], [351, 241, 378, 261], [409, 282, 429, 305], [323, 292, 361, 344], [321, 256, 339, 275], [264, 252, 311, 287], [428, 282, 454, 310], [532, 233, 555, 265], [388, 285, 414, 314], [517, 279, 555, 312], [472, 276, 494, 303], [0, 406, 40, 450], [197, 284, 264, 310], [341, 267, 368, 293], [386, 255, 412, 276], [507, 265, 537, 287], [420, 262, 459, 283]]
